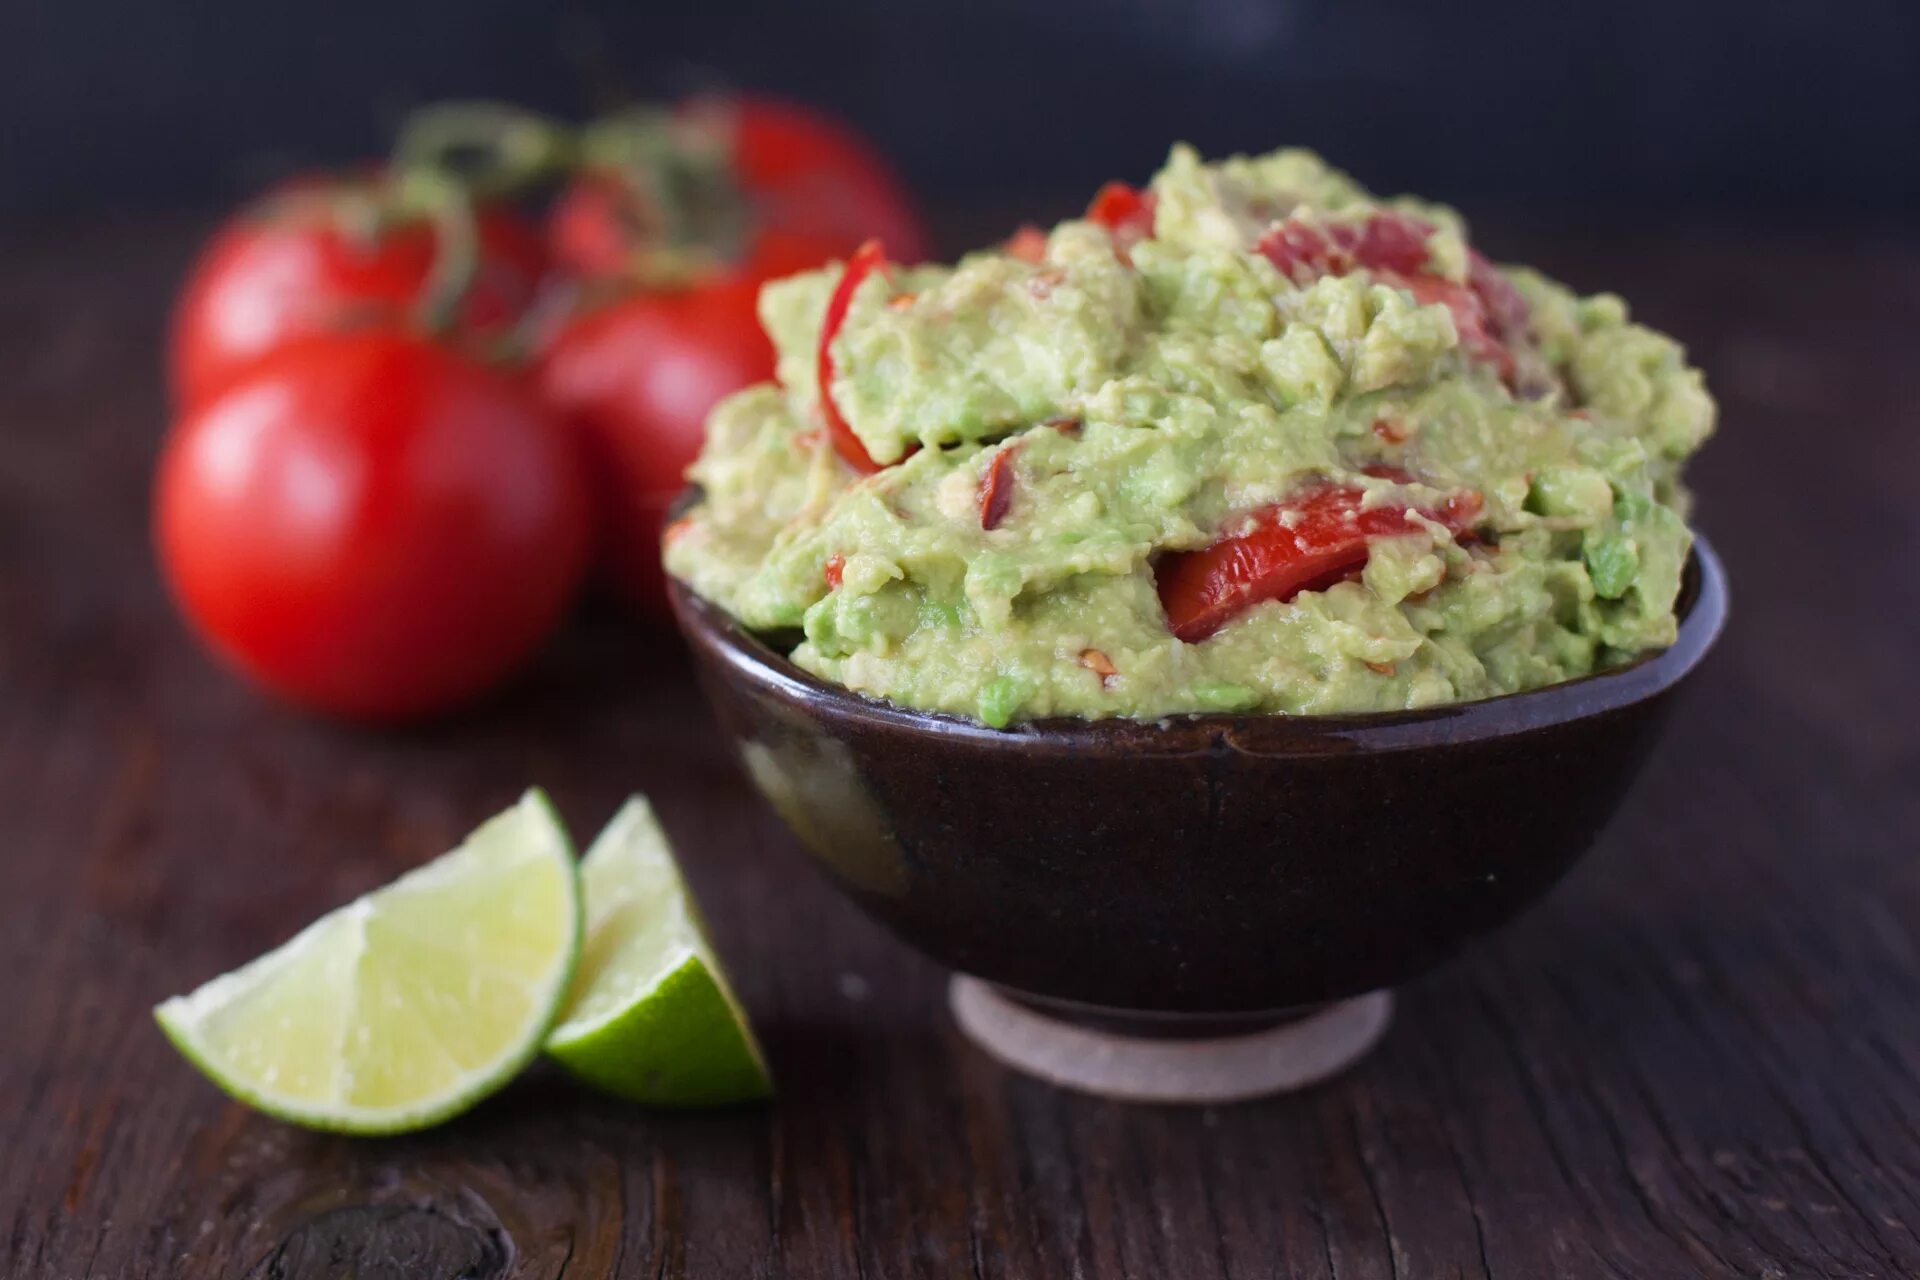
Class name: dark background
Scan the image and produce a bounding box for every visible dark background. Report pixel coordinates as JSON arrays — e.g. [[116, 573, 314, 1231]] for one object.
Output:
[[5, 0, 1918, 225]]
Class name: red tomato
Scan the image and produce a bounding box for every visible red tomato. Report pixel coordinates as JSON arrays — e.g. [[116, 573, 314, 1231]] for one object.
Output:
[[155, 331, 590, 721], [170, 179, 548, 407], [538, 280, 773, 609], [545, 174, 657, 282], [725, 95, 930, 266], [548, 96, 929, 283], [1156, 481, 1483, 643], [548, 177, 861, 287], [540, 99, 927, 612]]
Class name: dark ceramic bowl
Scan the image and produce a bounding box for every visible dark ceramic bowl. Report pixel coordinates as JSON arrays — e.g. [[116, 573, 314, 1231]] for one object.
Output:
[[669, 537, 1727, 1018]]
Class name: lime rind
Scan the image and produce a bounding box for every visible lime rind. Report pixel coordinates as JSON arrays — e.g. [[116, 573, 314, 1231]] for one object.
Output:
[[548, 950, 772, 1105], [154, 789, 582, 1136], [544, 797, 771, 1106]]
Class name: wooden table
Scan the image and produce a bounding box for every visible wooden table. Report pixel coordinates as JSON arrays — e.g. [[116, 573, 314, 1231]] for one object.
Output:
[[5, 217, 1917, 1279]]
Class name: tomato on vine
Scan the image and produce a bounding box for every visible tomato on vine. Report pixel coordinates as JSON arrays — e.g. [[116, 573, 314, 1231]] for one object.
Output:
[[169, 174, 548, 408], [533, 97, 929, 608], [155, 331, 591, 721], [537, 277, 773, 609], [157, 92, 932, 700], [548, 96, 929, 283]]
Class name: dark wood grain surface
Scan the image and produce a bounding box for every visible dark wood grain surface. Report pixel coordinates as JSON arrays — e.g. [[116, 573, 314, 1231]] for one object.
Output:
[[4, 217, 1917, 1279]]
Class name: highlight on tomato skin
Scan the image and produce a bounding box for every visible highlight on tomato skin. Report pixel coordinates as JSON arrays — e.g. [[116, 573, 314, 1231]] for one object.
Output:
[[1155, 481, 1484, 644]]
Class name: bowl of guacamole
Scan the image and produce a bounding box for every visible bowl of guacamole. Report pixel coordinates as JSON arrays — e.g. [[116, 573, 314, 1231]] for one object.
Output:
[[664, 144, 1727, 1030], [667, 145, 1714, 727]]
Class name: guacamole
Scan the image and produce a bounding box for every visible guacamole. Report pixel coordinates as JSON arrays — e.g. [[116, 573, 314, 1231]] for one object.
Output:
[[666, 145, 1715, 727]]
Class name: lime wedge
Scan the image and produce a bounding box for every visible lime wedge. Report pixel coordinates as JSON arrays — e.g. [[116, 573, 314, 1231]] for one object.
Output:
[[545, 797, 771, 1105], [155, 790, 582, 1135]]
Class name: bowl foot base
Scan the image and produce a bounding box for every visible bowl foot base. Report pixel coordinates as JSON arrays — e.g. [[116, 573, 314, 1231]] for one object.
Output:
[[949, 977, 1392, 1104]]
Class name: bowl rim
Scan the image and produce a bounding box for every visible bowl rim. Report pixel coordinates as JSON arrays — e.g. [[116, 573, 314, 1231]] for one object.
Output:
[[669, 532, 1727, 754]]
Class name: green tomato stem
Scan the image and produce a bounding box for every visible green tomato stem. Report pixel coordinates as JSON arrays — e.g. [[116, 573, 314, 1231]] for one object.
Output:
[[392, 101, 578, 198], [577, 105, 752, 283], [395, 168, 482, 337]]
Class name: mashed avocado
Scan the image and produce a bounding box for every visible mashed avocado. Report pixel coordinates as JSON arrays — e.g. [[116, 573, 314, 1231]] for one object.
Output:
[[666, 145, 1715, 727]]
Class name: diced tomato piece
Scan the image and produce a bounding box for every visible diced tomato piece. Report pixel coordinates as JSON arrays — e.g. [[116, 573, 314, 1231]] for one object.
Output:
[[817, 239, 893, 474], [823, 553, 845, 589], [1253, 218, 1340, 280], [1256, 211, 1439, 282], [1156, 480, 1483, 643], [1254, 211, 1528, 378], [1347, 213, 1435, 276], [979, 445, 1019, 530], [1381, 270, 1515, 382], [1079, 648, 1118, 685], [1255, 210, 1431, 280], [1004, 224, 1048, 263], [1469, 249, 1531, 336], [1086, 181, 1156, 251]]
